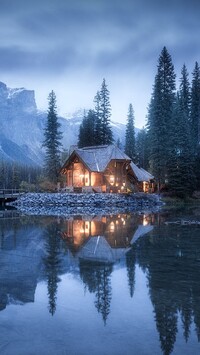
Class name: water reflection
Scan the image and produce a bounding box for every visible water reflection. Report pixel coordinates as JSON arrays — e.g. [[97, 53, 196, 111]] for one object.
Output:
[[43, 224, 62, 315], [80, 260, 112, 325], [135, 220, 200, 354], [60, 213, 153, 252], [0, 209, 200, 354]]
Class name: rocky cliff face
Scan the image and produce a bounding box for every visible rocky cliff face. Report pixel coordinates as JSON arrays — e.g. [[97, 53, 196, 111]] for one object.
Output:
[[0, 82, 128, 166], [0, 82, 44, 165], [0, 82, 37, 114]]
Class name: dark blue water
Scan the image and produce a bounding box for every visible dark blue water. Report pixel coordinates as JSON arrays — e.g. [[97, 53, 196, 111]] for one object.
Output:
[[0, 208, 200, 354]]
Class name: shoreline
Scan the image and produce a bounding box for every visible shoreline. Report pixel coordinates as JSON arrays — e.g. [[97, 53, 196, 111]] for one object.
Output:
[[9, 192, 163, 216]]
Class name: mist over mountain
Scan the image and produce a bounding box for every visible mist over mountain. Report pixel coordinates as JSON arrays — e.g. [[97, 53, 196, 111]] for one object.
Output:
[[0, 82, 130, 166]]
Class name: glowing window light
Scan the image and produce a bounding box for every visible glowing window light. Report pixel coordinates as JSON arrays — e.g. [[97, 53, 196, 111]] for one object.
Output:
[[110, 222, 115, 232], [110, 175, 114, 185]]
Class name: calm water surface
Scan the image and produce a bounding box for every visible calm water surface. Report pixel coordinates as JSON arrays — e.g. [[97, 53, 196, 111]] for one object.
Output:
[[0, 207, 200, 354]]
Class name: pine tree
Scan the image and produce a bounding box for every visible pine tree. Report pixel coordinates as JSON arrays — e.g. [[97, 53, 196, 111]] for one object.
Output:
[[190, 62, 200, 188], [125, 103, 136, 161], [136, 128, 149, 169], [94, 91, 102, 145], [0, 161, 7, 189], [78, 111, 87, 148], [179, 64, 191, 117], [168, 93, 194, 197], [43, 91, 63, 183], [190, 62, 200, 153], [78, 110, 96, 148], [147, 47, 176, 189], [99, 78, 113, 145], [168, 65, 192, 196], [116, 137, 122, 149], [177, 65, 194, 195], [12, 164, 19, 189], [78, 80, 113, 147]]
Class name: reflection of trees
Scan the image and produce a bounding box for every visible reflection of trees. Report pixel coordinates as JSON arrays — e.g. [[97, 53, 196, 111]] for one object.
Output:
[[126, 247, 136, 297], [79, 260, 112, 325], [0, 216, 20, 249], [134, 224, 200, 354], [44, 224, 62, 315]]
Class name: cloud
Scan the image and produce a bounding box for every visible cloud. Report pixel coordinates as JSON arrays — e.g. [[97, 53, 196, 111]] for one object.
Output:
[[0, 0, 200, 126]]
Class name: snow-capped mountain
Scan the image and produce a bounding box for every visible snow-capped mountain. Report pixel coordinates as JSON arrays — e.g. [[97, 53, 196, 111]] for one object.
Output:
[[0, 82, 130, 166]]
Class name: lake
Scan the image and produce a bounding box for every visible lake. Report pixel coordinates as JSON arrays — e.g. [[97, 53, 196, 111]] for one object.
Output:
[[0, 207, 200, 354]]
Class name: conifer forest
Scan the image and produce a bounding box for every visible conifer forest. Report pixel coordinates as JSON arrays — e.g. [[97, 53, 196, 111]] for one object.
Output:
[[1, 47, 200, 198]]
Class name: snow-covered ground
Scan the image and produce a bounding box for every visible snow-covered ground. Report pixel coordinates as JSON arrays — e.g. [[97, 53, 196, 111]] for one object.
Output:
[[10, 192, 162, 216]]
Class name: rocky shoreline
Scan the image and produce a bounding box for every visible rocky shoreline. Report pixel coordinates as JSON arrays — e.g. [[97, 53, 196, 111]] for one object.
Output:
[[9, 192, 163, 216]]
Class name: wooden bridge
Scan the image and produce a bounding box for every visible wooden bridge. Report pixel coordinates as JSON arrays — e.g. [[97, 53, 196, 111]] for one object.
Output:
[[0, 189, 24, 206]]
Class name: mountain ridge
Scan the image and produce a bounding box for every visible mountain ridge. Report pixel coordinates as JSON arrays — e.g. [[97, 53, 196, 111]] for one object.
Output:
[[0, 82, 130, 166]]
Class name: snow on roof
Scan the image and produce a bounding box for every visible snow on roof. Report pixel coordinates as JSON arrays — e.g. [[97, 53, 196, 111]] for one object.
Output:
[[74, 145, 131, 172], [140, 168, 154, 180], [130, 225, 154, 244], [130, 162, 154, 182], [77, 236, 115, 263]]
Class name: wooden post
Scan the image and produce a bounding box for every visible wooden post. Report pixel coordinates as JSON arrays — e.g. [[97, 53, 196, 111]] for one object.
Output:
[[72, 164, 74, 185]]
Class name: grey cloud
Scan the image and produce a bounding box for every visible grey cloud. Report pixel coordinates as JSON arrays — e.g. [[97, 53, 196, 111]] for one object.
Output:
[[0, 45, 79, 73], [1, 0, 200, 125]]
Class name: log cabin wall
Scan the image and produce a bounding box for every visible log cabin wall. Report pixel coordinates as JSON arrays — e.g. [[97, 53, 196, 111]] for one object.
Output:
[[104, 161, 128, 191]]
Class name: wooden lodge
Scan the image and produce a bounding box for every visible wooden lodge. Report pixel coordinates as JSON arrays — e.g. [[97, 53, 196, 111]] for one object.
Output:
[[60, 145, 154, 193]]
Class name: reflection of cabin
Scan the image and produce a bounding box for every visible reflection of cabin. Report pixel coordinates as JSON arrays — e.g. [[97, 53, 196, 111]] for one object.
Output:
[[60, 145, 154, 193], [60, 214, 153, 253], [60, 214, 154, 262]]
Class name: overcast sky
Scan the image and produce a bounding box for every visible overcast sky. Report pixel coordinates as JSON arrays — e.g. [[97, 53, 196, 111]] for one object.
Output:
[[1, 0, 200, 127]]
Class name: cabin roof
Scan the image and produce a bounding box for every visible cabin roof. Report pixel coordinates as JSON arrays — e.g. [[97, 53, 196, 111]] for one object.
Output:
[[62, 145, 131, 172], [130, 162, 154, 182], [130, 225, 154, 244], [77, 236, 115, 263]]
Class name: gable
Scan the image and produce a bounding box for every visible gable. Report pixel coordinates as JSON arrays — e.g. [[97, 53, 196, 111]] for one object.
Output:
[[61, 151, 91, 173], [61, 145, 131, 174]]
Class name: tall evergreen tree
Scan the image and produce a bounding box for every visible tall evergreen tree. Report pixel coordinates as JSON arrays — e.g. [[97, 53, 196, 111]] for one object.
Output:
[[175, 66, 194, 195], [12, 164, 19, 189], [167, 65, 194, 196], [43, 91, 63, 183], [78, 110, 96, 148], [190, 62, 200, 187], [190, 62, 200, 153], [94, 91, 102, 145], [168, 93, 194, 197], [116, 137, 122, 150], [179, 64, 191, 117], [125, 103, 136, 161], [99, 78, 113, 145], [78, 110, 87, 148], [147, 47, 176, 189], [136, 128, 149, 169], [78, 80, 113, 147]]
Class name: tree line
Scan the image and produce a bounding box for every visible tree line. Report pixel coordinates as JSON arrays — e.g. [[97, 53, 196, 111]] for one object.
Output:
[[147, 47, 200, 197], [78, 78, 113, 147], [0, 161, 42, 190], [1, 46, 199, 197], [76, 48, 200, 197]]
